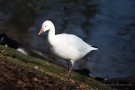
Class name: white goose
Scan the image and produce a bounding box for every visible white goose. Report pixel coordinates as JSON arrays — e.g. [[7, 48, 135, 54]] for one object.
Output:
[[38, 20, 98, 76]]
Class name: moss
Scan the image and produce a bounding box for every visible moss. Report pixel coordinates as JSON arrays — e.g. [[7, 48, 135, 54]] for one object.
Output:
[[0, 45, 112, 90]]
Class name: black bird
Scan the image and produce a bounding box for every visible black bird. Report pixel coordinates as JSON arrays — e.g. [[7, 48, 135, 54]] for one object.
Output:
[[0, 33, 29, 55], [0, 33, 18, 49]]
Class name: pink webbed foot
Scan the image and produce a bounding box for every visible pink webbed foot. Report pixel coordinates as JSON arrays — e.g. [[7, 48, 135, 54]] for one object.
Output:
[[65, 73, 72, 77]]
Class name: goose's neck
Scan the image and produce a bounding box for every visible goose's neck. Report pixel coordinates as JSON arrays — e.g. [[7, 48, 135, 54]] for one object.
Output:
[[48, 24, 57, 46]]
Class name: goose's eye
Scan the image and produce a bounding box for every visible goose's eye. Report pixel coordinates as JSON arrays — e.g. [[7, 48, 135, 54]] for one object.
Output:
[[45, 25, 47, 27]]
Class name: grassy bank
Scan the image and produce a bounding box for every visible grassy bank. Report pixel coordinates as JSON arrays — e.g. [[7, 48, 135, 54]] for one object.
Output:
[[0, 45, 111, 90]]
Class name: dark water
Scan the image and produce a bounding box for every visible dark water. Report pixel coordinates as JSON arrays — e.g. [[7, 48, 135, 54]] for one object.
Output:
[[0, 0, 135, 79]]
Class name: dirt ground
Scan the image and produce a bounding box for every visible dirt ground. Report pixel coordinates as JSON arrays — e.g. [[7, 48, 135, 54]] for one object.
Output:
[[0, 61, 94, 90]]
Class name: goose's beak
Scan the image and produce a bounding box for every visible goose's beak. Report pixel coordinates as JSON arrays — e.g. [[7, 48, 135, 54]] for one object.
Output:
[[38, 28, 44, 35]]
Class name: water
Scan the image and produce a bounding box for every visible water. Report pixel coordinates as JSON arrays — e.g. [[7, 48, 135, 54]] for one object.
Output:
[[0, 0, 135, 79]]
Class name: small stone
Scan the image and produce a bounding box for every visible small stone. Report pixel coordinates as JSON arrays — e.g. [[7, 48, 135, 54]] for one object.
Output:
[[35, 65, 38, 69], [33, 77, 38, 82]]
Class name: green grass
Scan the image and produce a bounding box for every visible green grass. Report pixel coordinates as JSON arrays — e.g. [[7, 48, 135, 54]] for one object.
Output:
[[0, 45, 112, 90]]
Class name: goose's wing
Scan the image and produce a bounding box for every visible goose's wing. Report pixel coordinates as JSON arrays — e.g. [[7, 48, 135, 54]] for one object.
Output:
[[57, 34, 91, 52]]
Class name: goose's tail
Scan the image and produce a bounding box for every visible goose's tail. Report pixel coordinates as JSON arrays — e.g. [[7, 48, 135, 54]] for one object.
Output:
[[90, 46, 99, 51]]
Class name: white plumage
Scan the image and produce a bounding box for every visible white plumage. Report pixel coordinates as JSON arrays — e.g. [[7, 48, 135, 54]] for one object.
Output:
[[38, 20, 98, 76]]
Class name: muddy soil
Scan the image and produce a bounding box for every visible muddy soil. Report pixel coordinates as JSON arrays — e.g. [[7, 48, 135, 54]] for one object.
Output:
[[0, 61, 91, 90]]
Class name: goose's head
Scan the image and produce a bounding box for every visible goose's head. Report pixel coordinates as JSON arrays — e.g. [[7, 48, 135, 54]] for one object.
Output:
[[0, 33, 8, 44], [38, 20, 53, 35]]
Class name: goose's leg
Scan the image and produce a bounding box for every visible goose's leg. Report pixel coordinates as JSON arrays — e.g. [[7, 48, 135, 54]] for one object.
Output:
[[67, 60, 71, 71], [66, 60, 74, 77]]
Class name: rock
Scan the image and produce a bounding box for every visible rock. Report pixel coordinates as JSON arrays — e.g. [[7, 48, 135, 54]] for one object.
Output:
[[74, 68, 91, 77]]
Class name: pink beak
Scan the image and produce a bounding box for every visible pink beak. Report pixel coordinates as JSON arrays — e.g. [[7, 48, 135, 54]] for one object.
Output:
[[38, 28, 44, 35]]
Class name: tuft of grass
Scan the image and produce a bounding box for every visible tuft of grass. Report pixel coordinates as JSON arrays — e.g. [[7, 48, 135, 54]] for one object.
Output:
[[0, 45, 112, 90]]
